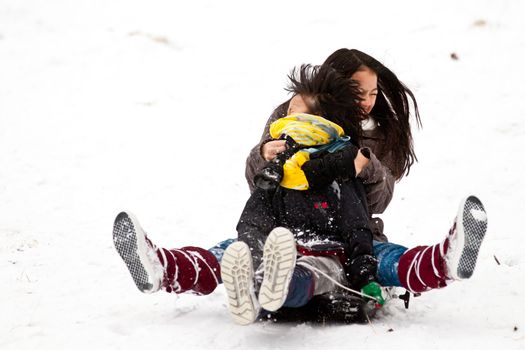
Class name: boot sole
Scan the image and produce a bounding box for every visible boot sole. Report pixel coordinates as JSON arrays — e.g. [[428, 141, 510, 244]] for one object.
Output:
[[258, 227, 297, 312], [113, 212, 162, 293], [221, 242, 260, 325], [448, 196, 488, 280]]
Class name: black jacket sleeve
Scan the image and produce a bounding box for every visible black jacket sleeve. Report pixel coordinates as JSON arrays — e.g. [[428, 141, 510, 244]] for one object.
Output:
[[338, 178, 378, 289], [302, 145, 358, 189]]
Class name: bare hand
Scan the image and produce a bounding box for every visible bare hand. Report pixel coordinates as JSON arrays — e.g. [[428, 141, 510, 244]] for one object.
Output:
[[262, 140, 287, 161], [354, 149, 370, 176]]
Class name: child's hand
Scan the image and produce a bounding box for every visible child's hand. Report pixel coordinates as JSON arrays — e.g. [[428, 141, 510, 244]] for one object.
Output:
[[361, 281, 385, 308], [262, 140, 287, 161]]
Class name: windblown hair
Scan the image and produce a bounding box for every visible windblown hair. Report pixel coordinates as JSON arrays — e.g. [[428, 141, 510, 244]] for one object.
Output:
[[285, 64, 364, 145], [323, 48, 422, 179]]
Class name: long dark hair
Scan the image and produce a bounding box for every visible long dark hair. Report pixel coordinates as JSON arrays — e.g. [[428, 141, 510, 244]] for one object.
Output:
[[323, 48, 422, 179], [285, 64, 364, 145]]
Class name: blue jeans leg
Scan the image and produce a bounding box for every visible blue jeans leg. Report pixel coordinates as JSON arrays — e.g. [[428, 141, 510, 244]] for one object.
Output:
[[208, 238, 236, 263], [373, 241, 408, 287], [282, 264, 315, 308]]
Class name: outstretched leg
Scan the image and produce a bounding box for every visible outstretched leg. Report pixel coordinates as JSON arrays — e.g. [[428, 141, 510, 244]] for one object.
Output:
[[113, 212, 221, 295], [396, 195, 488, 293]]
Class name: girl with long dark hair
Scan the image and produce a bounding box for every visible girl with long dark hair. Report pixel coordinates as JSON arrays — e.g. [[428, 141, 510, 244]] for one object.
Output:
[[246, 49, 422, 242], [112, 49, 487, 326]]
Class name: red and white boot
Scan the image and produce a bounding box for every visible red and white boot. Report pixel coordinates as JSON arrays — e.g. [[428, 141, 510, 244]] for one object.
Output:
[[398, 196, 487, 293], [113, 212, 220, 295]]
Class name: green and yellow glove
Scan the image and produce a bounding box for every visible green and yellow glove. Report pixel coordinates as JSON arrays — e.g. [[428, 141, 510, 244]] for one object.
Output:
[[361, 282, 385, 308]]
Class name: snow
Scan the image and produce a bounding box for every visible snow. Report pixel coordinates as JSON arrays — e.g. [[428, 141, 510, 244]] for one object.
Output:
[[1, 0, 524, 348], [471, 208, 488, 222]]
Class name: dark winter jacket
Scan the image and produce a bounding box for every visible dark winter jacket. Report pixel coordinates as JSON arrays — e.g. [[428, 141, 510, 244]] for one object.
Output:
[[237, 177, 376, 289], [245, 102, 395, 242]]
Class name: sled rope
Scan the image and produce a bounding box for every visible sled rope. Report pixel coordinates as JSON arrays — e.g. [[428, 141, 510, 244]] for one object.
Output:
[[300, 263, 389, 330], [296, 261, 379, 302]]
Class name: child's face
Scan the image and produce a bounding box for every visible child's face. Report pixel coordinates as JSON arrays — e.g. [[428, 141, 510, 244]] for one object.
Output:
[[287, 94, 311, 115]]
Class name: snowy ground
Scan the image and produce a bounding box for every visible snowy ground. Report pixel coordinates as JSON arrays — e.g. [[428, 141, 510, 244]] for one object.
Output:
[[1, 0, 524, 349]]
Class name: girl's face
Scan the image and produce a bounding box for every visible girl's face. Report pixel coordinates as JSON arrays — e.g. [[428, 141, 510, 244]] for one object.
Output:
[[351, 66, 378, 115]]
